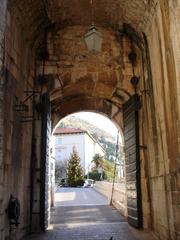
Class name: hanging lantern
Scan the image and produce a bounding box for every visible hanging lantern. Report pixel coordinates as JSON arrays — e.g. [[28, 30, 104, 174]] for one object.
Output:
[[85, 26, 102, 53]]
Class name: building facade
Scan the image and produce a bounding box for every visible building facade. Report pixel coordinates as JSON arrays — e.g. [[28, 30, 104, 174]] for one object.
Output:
[[54, 128, 105, 174]]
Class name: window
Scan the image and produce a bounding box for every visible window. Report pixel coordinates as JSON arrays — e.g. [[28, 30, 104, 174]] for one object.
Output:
[[56, 137, 62, 145]]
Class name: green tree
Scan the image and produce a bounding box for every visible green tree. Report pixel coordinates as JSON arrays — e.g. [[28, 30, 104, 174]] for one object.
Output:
[[90, 155, 115, 181], [103, 159, 114, 181], [67, 147, 84, 187], [92, 153, 104, 169]]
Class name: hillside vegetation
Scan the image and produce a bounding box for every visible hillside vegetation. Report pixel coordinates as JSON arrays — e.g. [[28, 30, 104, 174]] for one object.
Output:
[[58, 116, 118, 162], [58, 116, 115, 142]]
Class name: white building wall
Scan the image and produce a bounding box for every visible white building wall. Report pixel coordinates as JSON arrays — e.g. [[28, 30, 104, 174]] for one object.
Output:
[[50, 135, 56, 184], [50, 135, 55, 206], [84, 134, 95, 173], [84, 134, 105, 174], [55, 133, 85, 169], [54, 132, 105, 174]]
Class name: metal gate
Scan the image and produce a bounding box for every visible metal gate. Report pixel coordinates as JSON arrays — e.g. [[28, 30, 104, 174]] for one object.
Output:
[[40, 93, 51, 231], [123, 94, 142, 228]]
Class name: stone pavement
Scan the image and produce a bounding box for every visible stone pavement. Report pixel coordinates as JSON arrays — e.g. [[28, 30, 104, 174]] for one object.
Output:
[[51, 205, 125, 225], [24, 188, 156, 240], [24, 205, 156, 240], [55, 187, 108, 206], [25, 222, 155, 240]]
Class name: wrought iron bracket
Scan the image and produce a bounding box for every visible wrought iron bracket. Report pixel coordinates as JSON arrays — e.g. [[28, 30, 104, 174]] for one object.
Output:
[[14, 91, 40, 112]]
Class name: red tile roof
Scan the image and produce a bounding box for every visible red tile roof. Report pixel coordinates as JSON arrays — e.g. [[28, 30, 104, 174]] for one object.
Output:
[[54, 128, 86, 135]]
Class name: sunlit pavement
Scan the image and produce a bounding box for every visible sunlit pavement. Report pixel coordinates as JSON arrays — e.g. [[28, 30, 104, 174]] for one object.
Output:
[[55, 187, 109, 206], [24, 187, 156, 240]]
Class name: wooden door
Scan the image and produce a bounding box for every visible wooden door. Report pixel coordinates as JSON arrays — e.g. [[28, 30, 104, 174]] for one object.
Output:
[[123, 94, 142, 228]]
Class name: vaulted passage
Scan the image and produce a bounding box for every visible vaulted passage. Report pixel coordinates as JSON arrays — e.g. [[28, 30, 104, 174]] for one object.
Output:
[[0, 1, 180, 240]]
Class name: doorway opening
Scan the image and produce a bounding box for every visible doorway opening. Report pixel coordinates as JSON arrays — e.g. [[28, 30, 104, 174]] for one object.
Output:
[[37, 92, 144, 240], [49, 111, 126, 229]]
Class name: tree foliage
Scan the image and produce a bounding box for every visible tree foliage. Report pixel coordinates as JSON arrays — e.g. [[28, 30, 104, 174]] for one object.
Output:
[[90, 154, 115, 181], [92, 153, 104, 169], [67, 147, 84, 187], [103, 159, 114, 181], [86, 170, 102, 181]]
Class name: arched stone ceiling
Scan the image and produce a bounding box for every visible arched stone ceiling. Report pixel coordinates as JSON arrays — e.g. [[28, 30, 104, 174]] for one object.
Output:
[[46, 0, 157, 31], [8, 0, 51, 47], [9, 0, 157, 47], [44, 26, 138, 113], [51, 95, 124, 132]]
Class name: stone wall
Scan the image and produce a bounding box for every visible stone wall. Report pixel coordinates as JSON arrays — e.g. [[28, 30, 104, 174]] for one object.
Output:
[[142, 1, 180, 239], [46, 26, 138, 106], [39, 3, 180, 238], [46, 25, 151, 231], [46, 26, 141, 134], [94, 181, 127, 216], [0, 1, 8, 239], [46, 26, 150, 229], [0, 5, 37, 240]]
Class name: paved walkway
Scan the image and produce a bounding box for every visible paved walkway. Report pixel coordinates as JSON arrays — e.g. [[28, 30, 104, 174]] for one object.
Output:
[[24, 187, 156, 240], [51, 205, 125, 225], [55, 187, 108, 206]]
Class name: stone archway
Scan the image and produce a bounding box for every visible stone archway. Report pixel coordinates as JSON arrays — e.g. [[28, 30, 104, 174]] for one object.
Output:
[[49, 92, 143, 228], [51, 96, 124, 132], [31, 23, 150, 232]]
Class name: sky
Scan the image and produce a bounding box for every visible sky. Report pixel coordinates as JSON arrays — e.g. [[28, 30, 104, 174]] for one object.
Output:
[[70, 112, 121, 141]]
